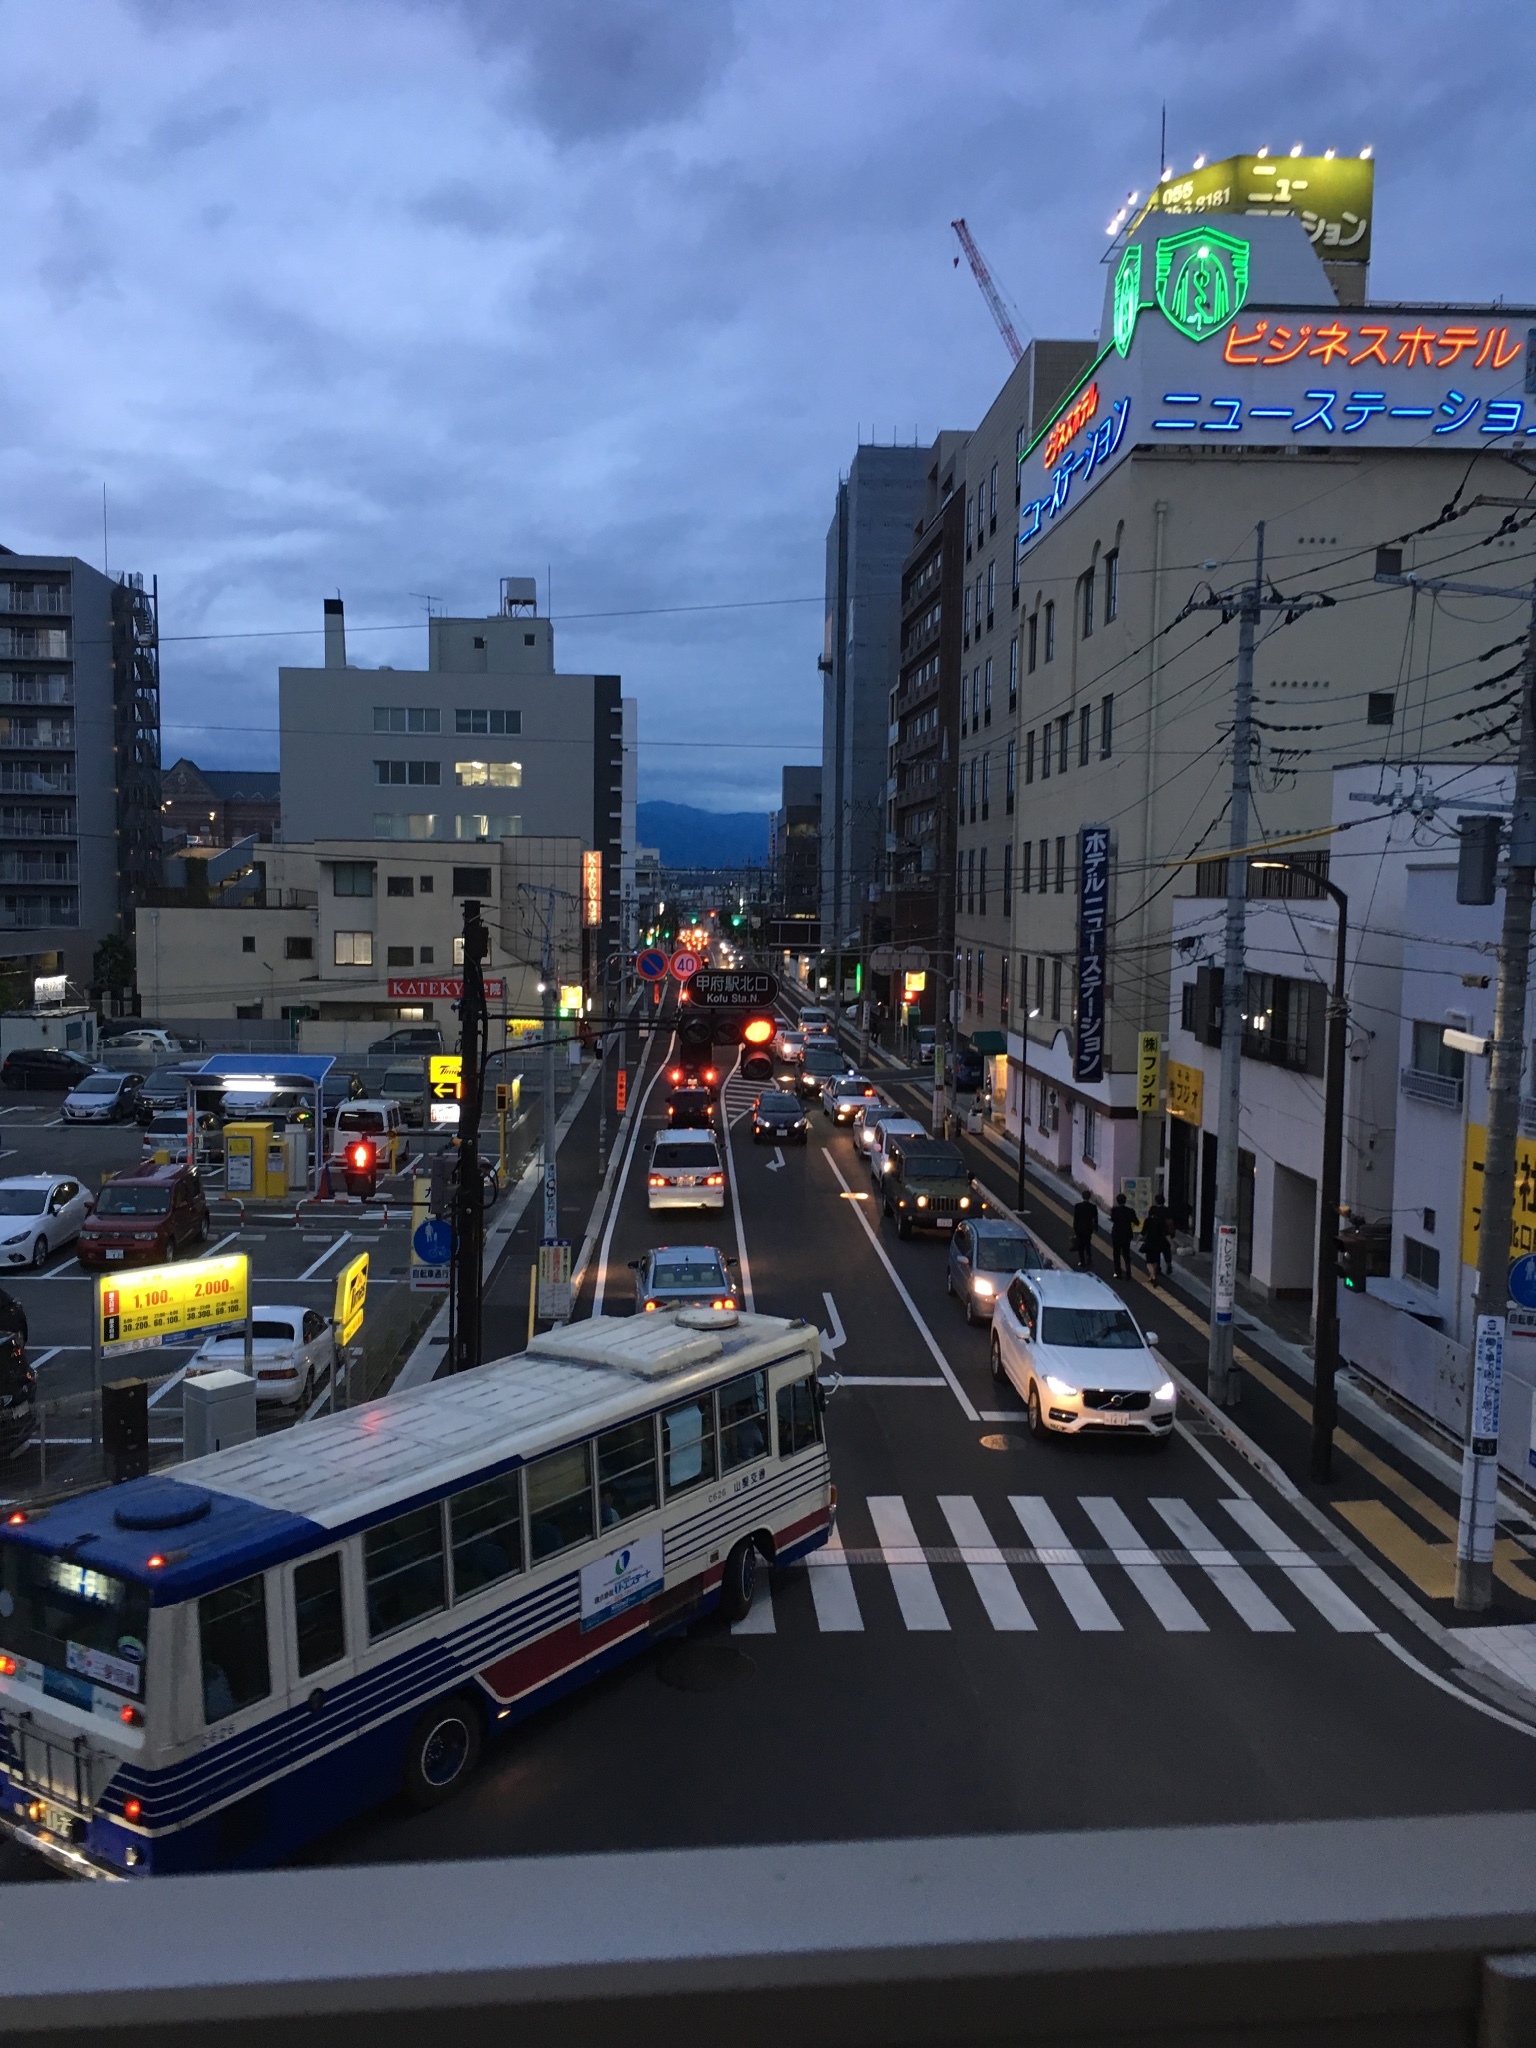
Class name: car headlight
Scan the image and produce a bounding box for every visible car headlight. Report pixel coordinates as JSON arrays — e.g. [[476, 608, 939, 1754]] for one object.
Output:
[[971, 1276, 996, 1297], [1044, 1374, 1079, 1400], [915, 1194, 928, 1207], [959, 1195, 971, 1208], [0, 1234, 26, 1247], [1154, 1380, 1176, 1403]]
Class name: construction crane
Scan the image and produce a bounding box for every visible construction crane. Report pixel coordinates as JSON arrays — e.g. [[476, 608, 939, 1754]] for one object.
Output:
[[951, 218, 1025, 364]]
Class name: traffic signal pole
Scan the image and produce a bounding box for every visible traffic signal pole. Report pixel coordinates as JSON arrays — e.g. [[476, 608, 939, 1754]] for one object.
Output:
[[452, 896, 488, 1374]]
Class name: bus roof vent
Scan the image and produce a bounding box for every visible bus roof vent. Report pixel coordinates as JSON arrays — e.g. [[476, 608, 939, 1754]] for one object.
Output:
[[676, 1307, 739, 1331], [113, 1485, 213, 1532], [527, 1317, 723, 1378]]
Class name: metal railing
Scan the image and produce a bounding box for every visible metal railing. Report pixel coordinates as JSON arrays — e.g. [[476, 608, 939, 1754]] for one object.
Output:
[[1400, 1065, 1464, 1108]]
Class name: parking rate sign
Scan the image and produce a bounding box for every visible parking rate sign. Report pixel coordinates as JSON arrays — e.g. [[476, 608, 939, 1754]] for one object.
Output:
[[333, 1251, 370, 1347], [98, 1254, 250, 1359]]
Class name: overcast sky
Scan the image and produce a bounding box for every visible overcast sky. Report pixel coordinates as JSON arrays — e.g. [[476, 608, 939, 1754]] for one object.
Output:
[[2, 0, 1533, 814]]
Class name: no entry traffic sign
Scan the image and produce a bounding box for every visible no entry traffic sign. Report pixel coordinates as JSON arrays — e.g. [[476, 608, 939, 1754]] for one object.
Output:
[[635, 948, 669, 980], [670, 950, 701, 981]]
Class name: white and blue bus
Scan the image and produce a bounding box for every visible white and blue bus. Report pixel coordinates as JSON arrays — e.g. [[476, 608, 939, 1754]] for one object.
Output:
[[0, 1308, 829, 1877]]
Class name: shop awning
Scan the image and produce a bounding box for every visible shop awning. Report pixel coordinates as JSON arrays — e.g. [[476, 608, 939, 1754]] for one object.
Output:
[[969, 1031, 1008, 1054]]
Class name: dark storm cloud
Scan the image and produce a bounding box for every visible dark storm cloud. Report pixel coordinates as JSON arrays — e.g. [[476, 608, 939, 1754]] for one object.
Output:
[[0, 0, 1532, 813]]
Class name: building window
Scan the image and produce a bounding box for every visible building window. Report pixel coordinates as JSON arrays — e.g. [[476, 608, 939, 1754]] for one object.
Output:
[[1035, 955, 1046, 1014], [1404, 1236, 1441, 1290], [1025, 730, 1035, 784], [419, 874, 434, 892], [964, 949, 973, 1004], [1050, 957, 1063, 1020], [986, 562, 996, 627], [334, 930, 373, 967], [455, 814, 520, 840], [956, 850, 964, 912], [1005, 738, 1016, 813], [1058, 715, 1070, 775], [989, 462, 998, 528], [1367, 691, 1395, 726], [963, 586, 972, 640], [977, 948, 987, 1012], [1104, 549, 1119, 622], [373, 813, 440, 840], [1041, 723, 1051, 780], [1082, 1101, 1098, 1164], [372, 706, 441, 733], [1027, 611, 1038, 672], [454, 760, 522, 787], [284, 935, 313, 960], [1012, 549, 1020, 606], [1044, 601, 1055, 661], [1003, 841, 1013, 913], [1079, 705, 1091, 766], [374, 759, 441, 786], [241, 934, 255, 954], [1100, 694, 1114, 758], [983, 658, 993, 724], [386, 875, 414, 897], [332, 861, 373, 898], [1021, 841, 1032, 894], [1008, 637, 1019, 710], [966, 493, 974, 552], [1081, 568, 1095, 639], [978, 849, 988, 915], [981, 753, 990, 820], [386, 945, 413, 968], [452, 866, 493, 897], [455, 709, 521, 735], [1411, 1019, 1466, 1083], [1055, 835, 1067, 893], [1038, 838, 1049, 893], [966, 847, 976, 915], [420, 945, 434, 964]]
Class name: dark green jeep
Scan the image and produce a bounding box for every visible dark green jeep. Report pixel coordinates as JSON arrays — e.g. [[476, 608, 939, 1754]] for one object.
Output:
[[881, 1137, 979, 1239]]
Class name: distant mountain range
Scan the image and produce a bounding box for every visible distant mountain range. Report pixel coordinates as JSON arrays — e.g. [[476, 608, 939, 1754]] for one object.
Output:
[[636, 801, 768, 869]]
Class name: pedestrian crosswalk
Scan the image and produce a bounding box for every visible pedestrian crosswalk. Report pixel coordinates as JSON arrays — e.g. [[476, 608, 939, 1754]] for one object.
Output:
[[721, 1075, 760, 1127], [732, 1492, 1378, 1640]]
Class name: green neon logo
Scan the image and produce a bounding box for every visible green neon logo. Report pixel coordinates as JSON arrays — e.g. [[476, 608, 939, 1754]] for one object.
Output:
[[1112, 244, 1142, 358], [1154, 227, 1250, 342]]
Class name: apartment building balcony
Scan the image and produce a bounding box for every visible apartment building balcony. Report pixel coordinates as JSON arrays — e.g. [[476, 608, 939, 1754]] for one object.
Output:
[[0, 853, 77, 885], [0, 893, 78, 930], [0, 767, 75, 796], [892, 669, 942, 721], [1400, 1066, 1462, 1109], [0, 722, 74, 749], [0, 628, 71, 661], [0, 584, 69, 616], [0, 809, 75, 839]]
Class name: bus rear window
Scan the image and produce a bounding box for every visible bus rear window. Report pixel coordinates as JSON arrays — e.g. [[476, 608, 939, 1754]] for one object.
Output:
[[0, 1543, 150, 1700]]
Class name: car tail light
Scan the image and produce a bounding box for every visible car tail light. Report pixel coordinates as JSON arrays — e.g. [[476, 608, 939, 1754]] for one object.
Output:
[[648, 1175, 666, 1188], [5, 1511, 23, 1526], [705, 1173, 724, 1186], [0, 1655, 16, 1676], [668, 1067, 683, 1084], [703, 1068, 718, 1084], [644, 1300, 658, 1311]]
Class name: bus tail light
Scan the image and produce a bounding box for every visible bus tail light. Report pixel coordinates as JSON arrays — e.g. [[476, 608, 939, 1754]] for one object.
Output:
[[644, 1300, 658, 1311], [0, 1655, 16, 1676], [120, 1704, 142, 1727], [123, 1797, 142, 1823]]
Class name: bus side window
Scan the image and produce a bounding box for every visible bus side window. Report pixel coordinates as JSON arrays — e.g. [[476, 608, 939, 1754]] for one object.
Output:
[[775, 1375, 821, 1459], [294, 1552, 346, 1678], [450, 1473, 524, 1597], [527, 1444, 596, 1562], [199, 1574, 271, 1725], [596, 1418, 659, 1528], [662, 1394, 717, 1498], [719, 1370, 769, 1471], [364, 1506, 446, 1641]]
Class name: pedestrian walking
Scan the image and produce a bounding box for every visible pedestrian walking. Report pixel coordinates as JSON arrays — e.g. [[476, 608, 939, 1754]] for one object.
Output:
[[1141, 1197, 1171, 1289], [1110, 1192, 1136, 1279], [1072, 1193, 1099, 1272]]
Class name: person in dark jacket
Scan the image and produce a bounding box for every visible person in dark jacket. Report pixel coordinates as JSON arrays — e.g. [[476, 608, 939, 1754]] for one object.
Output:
[[1110, 1193, 1136, 1279], [1141, 1198, 1172, 1289], [1072, 1195, 1099, 1271]]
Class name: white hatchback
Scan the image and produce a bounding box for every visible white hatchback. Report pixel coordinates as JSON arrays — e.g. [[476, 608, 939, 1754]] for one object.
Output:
[[191, 1306, 335, 1409], [989, 1268, 1175, 1444], [0, 1175, 93, 1270], [647, 1129, 726, 1212]]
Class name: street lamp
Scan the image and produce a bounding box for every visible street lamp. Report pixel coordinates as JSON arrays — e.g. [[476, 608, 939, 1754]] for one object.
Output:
[[1251, 859, 1349, 1482], [1014, 1006, 1042, 1216]]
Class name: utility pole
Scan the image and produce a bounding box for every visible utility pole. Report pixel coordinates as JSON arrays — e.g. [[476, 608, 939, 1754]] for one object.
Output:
[[934, 724, 954, 1136], [452, 896, 488, 1374], [1377, 531, 1536, 1608], [541, 885, 558, 1243]]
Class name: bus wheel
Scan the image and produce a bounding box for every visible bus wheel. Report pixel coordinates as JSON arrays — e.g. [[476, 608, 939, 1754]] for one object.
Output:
[[403, 1694, 483, 1810], [720, 1536, 759, 1622]]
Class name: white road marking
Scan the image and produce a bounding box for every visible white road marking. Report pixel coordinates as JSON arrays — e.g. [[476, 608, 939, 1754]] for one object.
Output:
[[828, 1375, 948, 1387], [938, 1495, 1035, 1630], [40, 1257, 80, 1281], [819, 1290, 846, 1357], [820, 1148, 979, 1422], [868, 1495, 950, 1630], [1079, 1496, 1208, 1632], [805, 1524, 864, 1631], [766, 1147, 785, 1172], [1150, 1497, 1292, 1632], [1220, 1496, 1376, 1633], [590, 1041, 667, 1317], [27, 1346, 61, 1370], [1009, 1496, 1121, 1631], [721, 1054, 754, 1313], [297, 1231, 353, 1282]]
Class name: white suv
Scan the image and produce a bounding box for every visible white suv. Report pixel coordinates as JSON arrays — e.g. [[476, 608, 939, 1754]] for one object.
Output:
[[989, 1269, 1175, 1444], [867, 1113, 925, 1186], [647, 1129, 727, 1212]]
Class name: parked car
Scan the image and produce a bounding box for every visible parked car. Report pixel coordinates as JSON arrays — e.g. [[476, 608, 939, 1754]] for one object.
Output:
[[628, 1246, 741, 1314], [665, 1087, 715, 1130], [879, 1136, 976, 1239], [141, 1111, 225, 1164], [0, 1048, 97, 1093], [377, 1063, 427, 1127], [190, 1306, 335, 1409], [0, 1175, 94, 1270], [135, 1061, 211, 1124], [0, 1333, 36, 1456], [947, 1218, 1047, 1325], [952, 1045, 984, 1092], [62, 1069, 142, 1124], [105, 1027, 195, 1057], [76, 1164, 209, 1270], [915, 1027, 936, 1067], [322, 1069, 366, 1111], [368, 1026, 444, 1056], [989, 1269, 1174, 1444], [647, 1129, 726, 1213], [750, 1089, 808, 1144]]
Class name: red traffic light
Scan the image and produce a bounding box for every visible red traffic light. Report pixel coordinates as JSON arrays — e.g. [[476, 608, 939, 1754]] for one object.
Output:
[[348, 1139, 376, 1173]]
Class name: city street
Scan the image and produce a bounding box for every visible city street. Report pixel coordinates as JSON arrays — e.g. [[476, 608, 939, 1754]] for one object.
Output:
[[279, 1013, 1536, 1873]]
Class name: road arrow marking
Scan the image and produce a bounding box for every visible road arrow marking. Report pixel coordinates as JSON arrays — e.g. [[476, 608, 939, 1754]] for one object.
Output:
[[766, 1147, 786, 1172], [820, 1289, 846, 1356]]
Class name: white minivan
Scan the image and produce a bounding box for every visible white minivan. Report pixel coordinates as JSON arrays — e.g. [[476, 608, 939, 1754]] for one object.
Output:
[[647, 1128, 727, 1212]]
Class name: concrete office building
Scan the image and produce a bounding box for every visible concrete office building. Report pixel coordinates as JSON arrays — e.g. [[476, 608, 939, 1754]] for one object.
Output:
[[820, 446, 928, 962], [0, 550, 160, 985], [279, 579, 634, 960], [990, 192, 1534, 1253]]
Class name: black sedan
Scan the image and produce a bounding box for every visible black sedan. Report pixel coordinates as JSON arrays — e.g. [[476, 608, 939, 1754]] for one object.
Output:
[[0, 1331, 34, 1454], [136, 1061, 214, 1124], [751, 1089, 809, 1144], [666, 1088, 715, 1130], [0, 1048, 97, 1093]]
